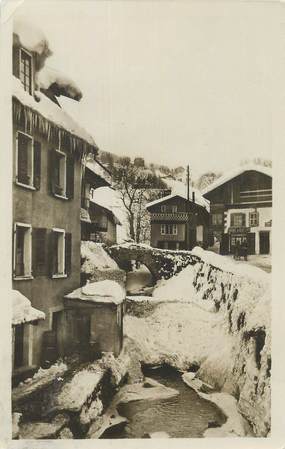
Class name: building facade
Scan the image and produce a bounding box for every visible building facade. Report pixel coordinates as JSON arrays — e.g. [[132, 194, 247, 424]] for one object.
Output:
[[146, 193, 209, 250], [202, 166, 272, 255], [12, 22, 97, 376]]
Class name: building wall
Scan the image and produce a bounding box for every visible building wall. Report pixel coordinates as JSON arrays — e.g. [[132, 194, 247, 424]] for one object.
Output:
[[12, 126, 82, 366], [150, 222, 186, 247]]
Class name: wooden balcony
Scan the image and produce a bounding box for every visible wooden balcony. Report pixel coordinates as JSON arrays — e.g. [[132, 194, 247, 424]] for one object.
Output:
[[150, 212, 188, 222]]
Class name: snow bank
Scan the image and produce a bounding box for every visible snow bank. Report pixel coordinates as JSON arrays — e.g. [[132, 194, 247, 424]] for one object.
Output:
[[12, 290, 45, 326], [13, 76, 95, 148], [66, 280, 125, 306], [125, 248, 271, 436], [36, 67, 82, 101], [81, 241, 119, 272]]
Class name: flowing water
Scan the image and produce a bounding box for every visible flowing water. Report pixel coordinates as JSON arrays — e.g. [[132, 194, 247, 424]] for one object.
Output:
[[103, 366, 226, 438]]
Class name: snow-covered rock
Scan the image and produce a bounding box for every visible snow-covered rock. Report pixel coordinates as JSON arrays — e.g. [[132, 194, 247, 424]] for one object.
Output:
[[81, 241, 119, 272], [19, 414, 69, 439]]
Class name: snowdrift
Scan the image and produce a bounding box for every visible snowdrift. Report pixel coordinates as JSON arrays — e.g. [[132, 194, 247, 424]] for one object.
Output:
[[125, 247, 271, 437]]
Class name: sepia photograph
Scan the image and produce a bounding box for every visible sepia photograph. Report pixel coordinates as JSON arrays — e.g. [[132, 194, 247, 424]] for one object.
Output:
[[1, 0, 283, 444]]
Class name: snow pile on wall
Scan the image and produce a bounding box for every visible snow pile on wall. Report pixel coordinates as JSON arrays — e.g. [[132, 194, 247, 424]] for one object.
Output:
[[36, 67, 82, 101], [65, 280, 125, 305], [13, 18, 52, 69], [12, 290, 45, 326], [125, 248, 271, 436], [81, 241, 119, 273]]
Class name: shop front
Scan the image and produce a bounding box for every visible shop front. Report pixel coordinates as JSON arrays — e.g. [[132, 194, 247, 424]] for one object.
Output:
[[228, 227, 256, 255]]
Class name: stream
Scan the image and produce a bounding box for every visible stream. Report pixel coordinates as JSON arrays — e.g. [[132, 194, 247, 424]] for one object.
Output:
[[103, 365, 226, 438]]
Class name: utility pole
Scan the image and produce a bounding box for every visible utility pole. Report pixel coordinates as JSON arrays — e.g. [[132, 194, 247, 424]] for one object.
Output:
[[186, 165, 190, 250]]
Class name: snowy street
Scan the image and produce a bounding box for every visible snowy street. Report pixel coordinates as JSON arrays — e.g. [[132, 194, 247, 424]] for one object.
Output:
[[224, 255, 271, 273]]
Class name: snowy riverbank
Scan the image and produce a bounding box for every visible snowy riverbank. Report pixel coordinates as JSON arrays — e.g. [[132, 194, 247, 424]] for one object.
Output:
[[124, 247, 271, 437]]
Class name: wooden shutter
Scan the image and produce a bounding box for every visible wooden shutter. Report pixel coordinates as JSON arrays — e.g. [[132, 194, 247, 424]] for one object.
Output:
[[33, 141, 41, 190], [66, 155, 74, 199], [13, 46, 20, 78], [32, 228, 47, 276], [48, 230, 56, 277], [48, 150, 57, 195], [65, 233, 72, 276], [17, 133, 29, 184]]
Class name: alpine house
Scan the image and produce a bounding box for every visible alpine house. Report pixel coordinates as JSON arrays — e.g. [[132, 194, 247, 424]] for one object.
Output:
[[12, 19, 98, 380]]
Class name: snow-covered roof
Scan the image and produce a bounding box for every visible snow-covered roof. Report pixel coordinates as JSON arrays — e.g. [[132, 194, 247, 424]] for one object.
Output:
[[146, 191, 210, 211], [13, 76, 96, 150], [13, 18, 52, 63], [12, 290, 45, 326], [65, 280, 125, 305], [202, 165, 272, 196], [90, 187, 122, 225], [36, 67, 82, 101], [86, 160, 112, 186]]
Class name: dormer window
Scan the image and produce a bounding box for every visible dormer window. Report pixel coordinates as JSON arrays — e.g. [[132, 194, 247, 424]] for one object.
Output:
[[20, 48, 33, 95]]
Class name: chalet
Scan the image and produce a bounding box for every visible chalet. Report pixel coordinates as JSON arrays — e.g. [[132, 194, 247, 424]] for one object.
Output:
[[202, 165, 272, 255], [12, 20, 98, 376], [146, 190, 209, 250]]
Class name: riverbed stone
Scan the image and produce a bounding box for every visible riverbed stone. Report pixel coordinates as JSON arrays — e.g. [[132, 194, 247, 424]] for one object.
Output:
[[19, 413, 69, 439], [115, 377, 179, 404], [58, 427, 74, 439], [55, 365, 104, 412], [79, 397, 104, 427]]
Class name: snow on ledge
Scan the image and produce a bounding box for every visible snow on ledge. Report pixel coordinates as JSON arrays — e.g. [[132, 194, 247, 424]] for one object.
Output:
[[65, 280, 125, 305], [12, 290, 45, 326], [36, 67, 82, 101]]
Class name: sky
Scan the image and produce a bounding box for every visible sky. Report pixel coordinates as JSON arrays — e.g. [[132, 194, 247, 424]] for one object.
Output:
[[12, 0, 278, 179]]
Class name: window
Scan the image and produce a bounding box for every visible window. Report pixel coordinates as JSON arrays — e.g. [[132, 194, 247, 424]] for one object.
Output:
[[249, 212, 259, 227], [172, 205, 178, 213], [161, 205, 167, 213], [49, 150, 74, 200], [51, 229, 66, 277], [20, 48, 33, 95], [16, 132, 41, 190], [54, 151, 67, 197], [212, 213, 223, 226], [51, 229, 72, 278], [161, 224, 178, 235], [230, 213, 246, 227], [14, 223, 32, 279]]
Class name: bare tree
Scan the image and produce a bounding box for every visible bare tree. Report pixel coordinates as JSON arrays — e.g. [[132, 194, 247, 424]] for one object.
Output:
[[112, 158, 166, 242]]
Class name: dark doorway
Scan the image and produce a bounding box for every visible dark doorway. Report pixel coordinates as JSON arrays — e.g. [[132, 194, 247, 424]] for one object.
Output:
[[259, 231, 270, 255], [220, 233, 229, 255], [14, 324, 24, 369], [247, 233, 256, 255]]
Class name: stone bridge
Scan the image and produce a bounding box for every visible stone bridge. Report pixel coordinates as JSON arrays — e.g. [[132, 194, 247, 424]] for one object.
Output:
[[108, 243, 199, 281]]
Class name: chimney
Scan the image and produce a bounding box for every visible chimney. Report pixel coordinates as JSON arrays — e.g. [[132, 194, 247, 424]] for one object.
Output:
[[192, 191, 195, 203]]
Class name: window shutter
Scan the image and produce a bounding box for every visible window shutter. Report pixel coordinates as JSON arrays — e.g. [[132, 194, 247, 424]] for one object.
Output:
[[66, 155, 75, 199], [48, 150, 57, 195], [48, 230, 56, 277], [33, 141, 41, 190], [65, 233, 72, 276], [32, 228, 47, 276], [13, 46, 20, 78], [256, 212, 259, 226], [241, 213, 246, 226], [230, 214, 234, 226], [17, 133, 29, 184]]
